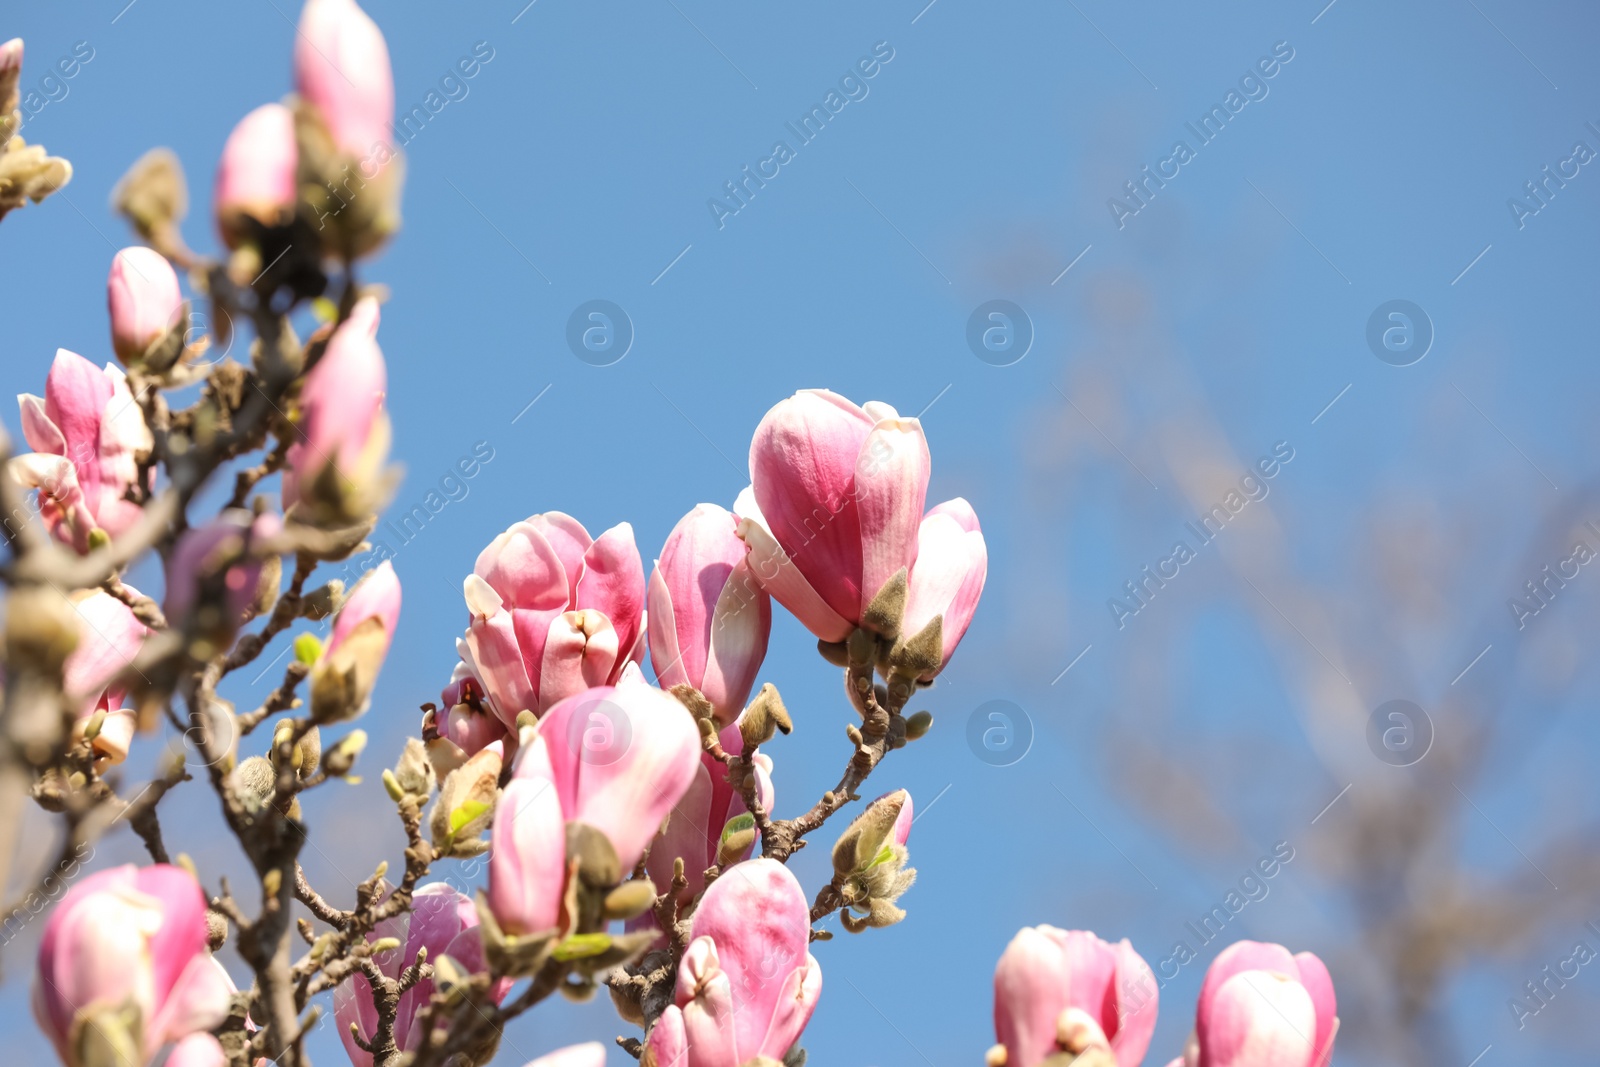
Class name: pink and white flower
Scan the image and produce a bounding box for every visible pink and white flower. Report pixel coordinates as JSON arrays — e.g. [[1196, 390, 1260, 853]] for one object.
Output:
[[33, 864, 233, 1067], [643, 859, 821, 1067], [452, 513, 646, 730], [11, 349, 152, 551], [648, 502, 771, 726], [993, 926, 1159, 1067]]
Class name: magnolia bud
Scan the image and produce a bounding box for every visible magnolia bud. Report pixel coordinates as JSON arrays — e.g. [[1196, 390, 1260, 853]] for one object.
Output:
[[320, 729, 367, 778], [904, 710, 933, 740], [429, 745, 501, 858], [391, 737, 435, 798], [739, 683, 792, 750], [861, 567, 908, 638]]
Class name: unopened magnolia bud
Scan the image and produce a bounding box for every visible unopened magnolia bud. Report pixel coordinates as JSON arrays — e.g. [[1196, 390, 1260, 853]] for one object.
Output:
[[251, 553, 283, 619], [832, 789, 908, 877], [845, 724, 863, 747], [566, 822, 622, 889], [369, 936, 401, 955], [205, 908, 229, 951], [321, 729, 367, 777], [112, 147, 188, 251], [429, 746, 500, 857], [381, 768, 405, 802], [602, 880, 657, 921], [670, 683, 714, 721], [986, 1045, 1008, 1067], [862, 567, 908, 638], [905, 710, 932, 740], [739, 684, 792, 750], [233, 756, 277, 806], [5, 586, 80, 673], [717, 826, 757, 868], [890, 616, 943, 678], [817, 639, 850, 667], [391, 737, 434, 798], [301, 581, 345, 622]]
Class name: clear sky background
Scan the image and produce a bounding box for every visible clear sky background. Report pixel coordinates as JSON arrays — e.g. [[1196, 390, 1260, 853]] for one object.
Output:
[[3, 1, 1600, 1065]]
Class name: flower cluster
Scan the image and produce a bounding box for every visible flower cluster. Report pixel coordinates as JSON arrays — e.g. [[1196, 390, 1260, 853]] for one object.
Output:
[[989, 928, 1338, 1067]]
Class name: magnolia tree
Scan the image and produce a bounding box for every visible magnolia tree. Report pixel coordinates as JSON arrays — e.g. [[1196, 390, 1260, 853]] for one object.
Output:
[[0, 4, 1340, 1067]]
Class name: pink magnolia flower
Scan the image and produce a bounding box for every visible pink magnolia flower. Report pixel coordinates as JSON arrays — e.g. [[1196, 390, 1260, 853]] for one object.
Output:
[[738, 390, 929, 642], [33, 864, 233, 1067], [165, 509, 280, 632], [641, 710, 775, 906], [454, 513, 646, 730], [993, 926, 1158, 1067], [11, 349, 152, 551], [215, 103, 298, 249], [902, 497, 986, 679], [423, 670, 510, 775], [165, 1033, 227, 1067], [644, 859, 821, 1067], [522, 1044, 606, 1067], [281, 298, 390, 517], [107, 247, 183, 364], [1172, 941, 1337, 1067], [295, 0, 394, 157], [335, 883, 507, 1066], [490, 685, 701, 936], [648, 503, 771, 726], [63, 588, 149, 765]]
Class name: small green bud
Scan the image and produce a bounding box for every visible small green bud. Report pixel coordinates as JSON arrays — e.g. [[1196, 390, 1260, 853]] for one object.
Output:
[[294, 633, 323, 665], [904, 710, 933, 740]]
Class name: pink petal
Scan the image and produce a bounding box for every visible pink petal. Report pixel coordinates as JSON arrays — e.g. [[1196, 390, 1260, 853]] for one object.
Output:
[[647, 564, 689, 689], [536, 610, 619, 712], [488, 776, 566, 936], [331, 559, 402, 655], [645, 1005, 691, 1067], [1292, 952, 1338, 1067], [1201, 971, 1317, 1067], [701, 557, 770, 725], [852, 417, 930, 620], [755, 955, 822, 1062], [528, 512, 594, 594], [687, 858, 810, 1058], [645, 759, 715, 898], [576, 522, 645, 673], [543, 686, 702, 869], [677, 941, 743, 1067], [295, 0, 394, 156], [903, 508, 987, 673], [736, 516, 851, 642], [463, 598, 537, 729], [1108, 937, 1160, 1066], [474, 520, 570, 610], [1197, 941, 1299, 1038], [165, 1033, 227, 1067], [146, 951, 233, 1050], [748, 390, 874, 621], [18, 394, 66, 455], [214, 103, 297, 240]]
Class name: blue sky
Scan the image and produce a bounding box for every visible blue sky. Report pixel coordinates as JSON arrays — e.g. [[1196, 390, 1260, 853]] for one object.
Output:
[[4, 0, 1600, 1064]]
